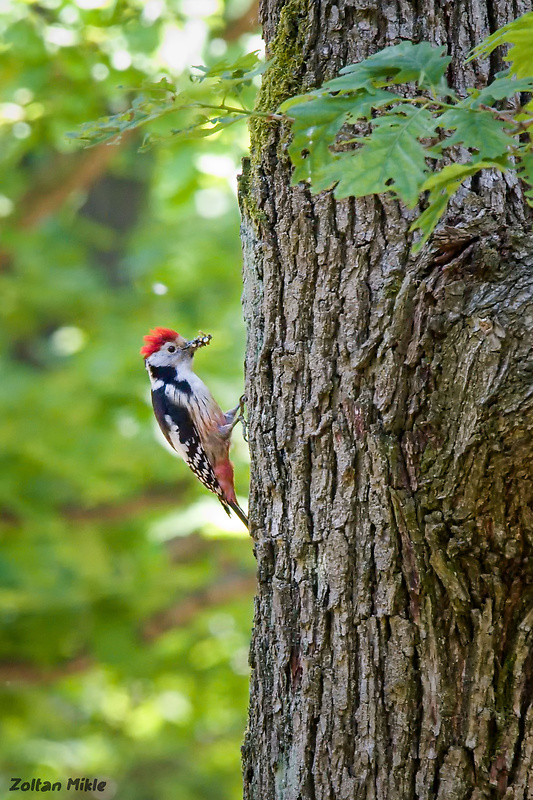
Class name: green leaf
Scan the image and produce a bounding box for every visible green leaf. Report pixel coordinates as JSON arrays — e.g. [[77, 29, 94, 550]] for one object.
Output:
[[505, 26, 533, 78], [517, 151, 533, 203], [192, 51, 268, 94], [470, 74, 533, 107], [171, 113, 247, 140], [286, 89, 400, 185], [330, 106, 438, 206], [411, 190, 449, 251], [193, 51, 263, 79], [281, 42, 452, 102], [280, 85, 399, 115], [469, 12, 533, 78], [468, 26, 511, 62], [140, 77, 177, 95], [66, 89, 180, 147], [287, 96, 357, 185], [439, 107, 515, 157], [411, 160, 505, 251], [330, 41, 452, 93]]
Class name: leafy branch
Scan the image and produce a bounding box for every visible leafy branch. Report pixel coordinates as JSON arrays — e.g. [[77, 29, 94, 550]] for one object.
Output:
[[68, 13, 533, 252], [281, 19, 533, 251], [66, 52, 272, 151]]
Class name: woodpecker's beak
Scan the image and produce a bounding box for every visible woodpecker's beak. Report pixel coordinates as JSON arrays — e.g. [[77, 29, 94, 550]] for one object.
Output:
[[185, 333, 212, 352]]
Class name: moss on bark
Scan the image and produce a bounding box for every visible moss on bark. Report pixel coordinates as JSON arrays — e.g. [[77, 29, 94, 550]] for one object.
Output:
[[249, 0, 312, 166]]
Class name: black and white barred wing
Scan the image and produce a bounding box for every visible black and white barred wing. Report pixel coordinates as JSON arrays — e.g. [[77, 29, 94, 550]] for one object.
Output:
[[151, 387, 227, 504]]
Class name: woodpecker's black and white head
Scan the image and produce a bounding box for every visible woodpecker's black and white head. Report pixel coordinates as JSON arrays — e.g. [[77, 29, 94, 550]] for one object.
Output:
[[141, 327, 214, 397], [141, 328, 193, 369]]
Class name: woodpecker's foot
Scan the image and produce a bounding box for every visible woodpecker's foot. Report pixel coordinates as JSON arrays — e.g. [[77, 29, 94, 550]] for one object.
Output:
[[237, 394, 248, 443], [221, 395, 248, 441]]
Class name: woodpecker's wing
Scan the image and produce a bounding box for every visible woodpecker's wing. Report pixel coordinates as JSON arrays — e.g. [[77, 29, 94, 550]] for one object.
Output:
[[151, 386, 229, 508]]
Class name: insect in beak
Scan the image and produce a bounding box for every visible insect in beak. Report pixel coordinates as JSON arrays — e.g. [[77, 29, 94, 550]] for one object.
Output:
[[185, 332, 212, 351]]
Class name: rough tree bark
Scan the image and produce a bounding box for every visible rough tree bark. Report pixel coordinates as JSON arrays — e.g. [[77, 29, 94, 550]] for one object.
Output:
[[239, 1, 533, 798]]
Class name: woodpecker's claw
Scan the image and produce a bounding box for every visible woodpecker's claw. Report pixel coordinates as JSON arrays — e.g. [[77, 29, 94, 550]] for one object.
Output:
[[220, 394, 248, 442], [238, 394, 248, 443]]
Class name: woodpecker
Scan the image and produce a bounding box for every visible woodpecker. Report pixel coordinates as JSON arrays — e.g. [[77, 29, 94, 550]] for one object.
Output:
[[141, 327, 248, 528]]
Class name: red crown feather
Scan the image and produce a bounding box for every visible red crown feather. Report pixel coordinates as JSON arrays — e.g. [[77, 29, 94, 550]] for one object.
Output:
[[141, 327, 179, 358]]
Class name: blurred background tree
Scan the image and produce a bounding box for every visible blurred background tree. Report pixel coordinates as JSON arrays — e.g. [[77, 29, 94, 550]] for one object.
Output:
[[0, 1, 258, 797]]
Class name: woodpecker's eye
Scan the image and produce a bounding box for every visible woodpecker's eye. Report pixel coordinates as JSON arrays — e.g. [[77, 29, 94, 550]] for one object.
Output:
[[167, 345, 176, 353]]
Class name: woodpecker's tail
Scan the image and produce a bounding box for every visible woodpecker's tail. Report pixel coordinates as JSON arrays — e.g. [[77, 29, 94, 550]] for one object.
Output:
[[228, 500, 249, 530]]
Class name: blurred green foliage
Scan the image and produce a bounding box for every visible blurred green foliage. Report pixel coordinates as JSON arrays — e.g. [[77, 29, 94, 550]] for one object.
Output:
[[0, 1, 258, 797]]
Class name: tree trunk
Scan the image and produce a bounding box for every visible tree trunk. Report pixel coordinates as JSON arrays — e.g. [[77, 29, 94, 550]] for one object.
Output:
[[239, 1, 533, 798]]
